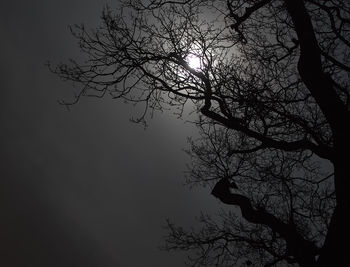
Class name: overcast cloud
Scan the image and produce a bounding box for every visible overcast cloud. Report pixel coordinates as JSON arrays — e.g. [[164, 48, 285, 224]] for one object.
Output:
[[0, 1, 222, 266]]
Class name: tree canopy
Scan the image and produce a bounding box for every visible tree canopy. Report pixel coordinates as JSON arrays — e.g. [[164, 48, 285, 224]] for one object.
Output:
[[51, 0, 350, 266]]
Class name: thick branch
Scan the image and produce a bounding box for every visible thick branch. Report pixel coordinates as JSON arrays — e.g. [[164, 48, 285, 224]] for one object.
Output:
[[211, 179, 318, 266], [201, 106, 333, 160], [284, 0, 349, 134]]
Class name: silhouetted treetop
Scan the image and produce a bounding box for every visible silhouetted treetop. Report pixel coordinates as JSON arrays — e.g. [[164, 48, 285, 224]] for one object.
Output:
[[51, 0, 350, 266]]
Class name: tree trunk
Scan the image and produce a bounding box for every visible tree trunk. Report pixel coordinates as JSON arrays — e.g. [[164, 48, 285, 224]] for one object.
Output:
[[317, 132, 350, 267], [284, 0, 350, 265]]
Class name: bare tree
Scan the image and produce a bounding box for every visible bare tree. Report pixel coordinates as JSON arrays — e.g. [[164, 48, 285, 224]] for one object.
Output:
[[50, 0, 350, 266]]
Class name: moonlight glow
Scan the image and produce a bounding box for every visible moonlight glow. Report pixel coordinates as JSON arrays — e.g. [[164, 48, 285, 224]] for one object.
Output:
[[187, 54, 201, 70]]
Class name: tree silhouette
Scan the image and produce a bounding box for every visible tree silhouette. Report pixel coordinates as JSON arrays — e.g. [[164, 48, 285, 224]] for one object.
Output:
[[51, 0, 350, 266]]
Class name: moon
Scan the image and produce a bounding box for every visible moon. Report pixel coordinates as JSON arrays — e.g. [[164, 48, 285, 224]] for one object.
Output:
[[187, 54, 201, 70]]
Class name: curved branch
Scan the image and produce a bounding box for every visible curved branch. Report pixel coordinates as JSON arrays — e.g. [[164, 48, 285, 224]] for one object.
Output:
[[285, 0, 350, 134], [211, 178, 319, 266]]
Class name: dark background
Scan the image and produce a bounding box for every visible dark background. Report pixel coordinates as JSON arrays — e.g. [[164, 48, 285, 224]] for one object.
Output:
[[0, 1, 221, 266]]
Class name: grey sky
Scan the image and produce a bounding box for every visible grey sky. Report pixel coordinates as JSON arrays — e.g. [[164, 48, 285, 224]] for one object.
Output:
[[0, 1, 223, 266]]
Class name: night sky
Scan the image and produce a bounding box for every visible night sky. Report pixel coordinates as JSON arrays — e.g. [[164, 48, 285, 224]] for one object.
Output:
[[0, 1, 222, 266]]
